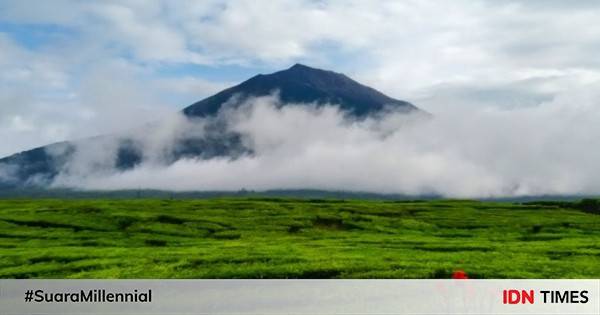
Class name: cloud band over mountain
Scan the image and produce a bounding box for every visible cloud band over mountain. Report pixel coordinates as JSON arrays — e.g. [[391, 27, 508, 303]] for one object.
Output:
[[40, 89, 600, 198]]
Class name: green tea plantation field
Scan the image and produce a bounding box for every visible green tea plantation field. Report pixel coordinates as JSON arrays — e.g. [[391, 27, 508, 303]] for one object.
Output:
[[0, 198, 599, 278]]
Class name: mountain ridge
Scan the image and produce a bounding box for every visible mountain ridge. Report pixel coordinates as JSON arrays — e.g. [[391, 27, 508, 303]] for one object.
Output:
[[0, 64, 421, 188], [183, 63, 418, 117]]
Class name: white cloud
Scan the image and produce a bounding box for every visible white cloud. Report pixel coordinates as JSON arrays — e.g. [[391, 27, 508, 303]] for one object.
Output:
[[0, 24, 226, 156], [0, 37, 173, 156], [2, 0, 600, 96], [51, 92, 600, 198]]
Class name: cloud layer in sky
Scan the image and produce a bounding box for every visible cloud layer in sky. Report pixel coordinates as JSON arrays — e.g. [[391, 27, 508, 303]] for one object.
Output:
[[51, 93, 600, 198]]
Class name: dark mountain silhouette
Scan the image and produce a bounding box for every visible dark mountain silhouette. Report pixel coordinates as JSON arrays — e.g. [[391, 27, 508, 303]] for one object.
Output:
[[184, 63, 418, 117], [0, 64, 421, 187]]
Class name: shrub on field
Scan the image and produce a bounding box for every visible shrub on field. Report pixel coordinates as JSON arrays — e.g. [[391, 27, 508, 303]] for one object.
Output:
[[531, 225, 542, 233], [578, 199, 600, 214], [144, 239, 167, 246], [114, 216, 136, 230], [211, 230, 241, 240], [155, 215, 186, 224]]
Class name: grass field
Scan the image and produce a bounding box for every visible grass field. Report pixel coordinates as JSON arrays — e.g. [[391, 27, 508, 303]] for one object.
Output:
[[0, 198, 599, 279]]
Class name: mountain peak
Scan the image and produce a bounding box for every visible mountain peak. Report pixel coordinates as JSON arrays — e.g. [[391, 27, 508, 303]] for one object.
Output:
[[289, 63, 310, 69], [285, 63, 326, 73], [183, 65, 419, 117], [282, 63, 346, 78]]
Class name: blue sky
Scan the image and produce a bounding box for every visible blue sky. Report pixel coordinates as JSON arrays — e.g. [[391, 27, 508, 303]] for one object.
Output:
[[1, 0, 600, 156]]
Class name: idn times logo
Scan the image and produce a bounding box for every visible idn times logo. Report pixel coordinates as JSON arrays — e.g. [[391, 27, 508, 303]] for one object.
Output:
[[503, 289, 589, 304]]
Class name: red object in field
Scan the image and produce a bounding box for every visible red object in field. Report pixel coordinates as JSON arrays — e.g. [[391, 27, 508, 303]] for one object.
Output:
[[452, 270, 468, 279]]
